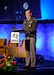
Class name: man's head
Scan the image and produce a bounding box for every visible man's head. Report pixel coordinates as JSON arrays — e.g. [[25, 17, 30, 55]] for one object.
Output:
[[25, 9, 32, 20]]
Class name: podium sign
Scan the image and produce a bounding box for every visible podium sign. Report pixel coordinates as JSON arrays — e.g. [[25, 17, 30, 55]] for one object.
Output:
[[11, 32, 19, 43]]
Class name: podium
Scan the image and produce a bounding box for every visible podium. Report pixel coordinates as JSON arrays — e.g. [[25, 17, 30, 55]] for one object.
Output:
[[10, 29, 26, 58], [11, 29, 25, 33]]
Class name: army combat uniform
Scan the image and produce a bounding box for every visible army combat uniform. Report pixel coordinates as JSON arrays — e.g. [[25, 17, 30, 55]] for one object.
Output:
[[23, 17, 37, 67]]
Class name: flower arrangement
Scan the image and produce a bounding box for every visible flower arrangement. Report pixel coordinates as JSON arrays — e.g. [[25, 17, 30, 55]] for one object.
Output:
[[0, 54, 17, 72]]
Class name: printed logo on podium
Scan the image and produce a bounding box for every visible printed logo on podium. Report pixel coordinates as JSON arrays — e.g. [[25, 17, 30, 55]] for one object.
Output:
[[11, 32, 19, 43]]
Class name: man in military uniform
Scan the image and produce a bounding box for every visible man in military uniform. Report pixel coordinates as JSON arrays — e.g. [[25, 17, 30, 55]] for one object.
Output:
[[23, 9, 37, 69]]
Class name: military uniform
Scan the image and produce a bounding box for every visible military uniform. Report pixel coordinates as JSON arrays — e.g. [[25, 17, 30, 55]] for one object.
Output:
[[23, 17, 37, 67]]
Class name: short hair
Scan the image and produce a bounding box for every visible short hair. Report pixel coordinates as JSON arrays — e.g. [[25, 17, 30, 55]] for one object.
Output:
[[25, 9, 31, 13]]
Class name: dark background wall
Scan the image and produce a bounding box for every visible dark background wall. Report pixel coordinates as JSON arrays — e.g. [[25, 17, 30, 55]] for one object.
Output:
[[0, 0, 41, 21]]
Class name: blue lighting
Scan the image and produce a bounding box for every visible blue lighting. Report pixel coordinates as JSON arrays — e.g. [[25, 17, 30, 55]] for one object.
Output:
[[0, 23, 54, 61], [36, 32, 45, 50], [40, 0, 54, 19], [47, 30, 54, 57], [50, 36, 54, 51], [36, 24, 45, 56], [48, 33, 54, 51]]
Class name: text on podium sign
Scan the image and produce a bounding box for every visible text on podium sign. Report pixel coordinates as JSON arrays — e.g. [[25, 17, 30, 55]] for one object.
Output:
[[11, 32, 19, 43]]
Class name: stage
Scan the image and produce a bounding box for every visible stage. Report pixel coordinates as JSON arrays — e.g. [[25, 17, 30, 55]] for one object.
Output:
[[0, 20, 54, 75], [0, 0, 54, 74], [17, 60, 54, 75], [0, 60, 54, 75]]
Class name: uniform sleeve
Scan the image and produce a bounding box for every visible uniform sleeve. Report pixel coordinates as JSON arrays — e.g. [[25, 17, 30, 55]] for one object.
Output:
[[23, 20, 26, 30], [31, 18, 37, 32]]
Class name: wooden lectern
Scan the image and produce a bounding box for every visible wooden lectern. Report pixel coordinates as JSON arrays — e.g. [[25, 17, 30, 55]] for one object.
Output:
[[10, 29, 26, 58]]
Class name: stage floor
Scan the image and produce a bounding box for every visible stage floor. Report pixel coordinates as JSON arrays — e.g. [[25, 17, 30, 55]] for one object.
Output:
[[0, 60, 54, 75], [16, 60, 54, 75]]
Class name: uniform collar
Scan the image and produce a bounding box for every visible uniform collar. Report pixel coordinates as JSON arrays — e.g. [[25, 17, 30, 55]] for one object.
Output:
[[27, 17, 32, 21]]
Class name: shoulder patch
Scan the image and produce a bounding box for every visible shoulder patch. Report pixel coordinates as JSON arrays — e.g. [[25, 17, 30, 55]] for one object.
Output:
[[33, 18, 37, 22]]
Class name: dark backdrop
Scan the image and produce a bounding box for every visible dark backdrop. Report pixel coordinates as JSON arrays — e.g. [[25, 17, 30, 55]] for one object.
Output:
[[0, 0, 41, 21]]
